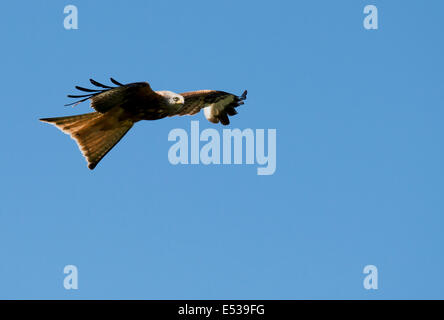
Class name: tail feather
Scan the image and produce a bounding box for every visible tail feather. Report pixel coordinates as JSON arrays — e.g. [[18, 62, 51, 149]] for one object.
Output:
[[40, 112, 133, 169]]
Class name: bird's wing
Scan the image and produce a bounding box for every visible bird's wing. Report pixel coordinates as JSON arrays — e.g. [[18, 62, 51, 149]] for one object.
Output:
[[66, 78, 162, 114], [175, 90, 247, 125]]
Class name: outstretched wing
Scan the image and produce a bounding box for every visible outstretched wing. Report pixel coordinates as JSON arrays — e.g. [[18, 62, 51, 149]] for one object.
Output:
[[66, 78, 163, 114], [175, 90, 247, 125]]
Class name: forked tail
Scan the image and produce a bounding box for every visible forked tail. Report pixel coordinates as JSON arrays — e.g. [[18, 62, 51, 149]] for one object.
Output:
[[40, 112, 133, 169]]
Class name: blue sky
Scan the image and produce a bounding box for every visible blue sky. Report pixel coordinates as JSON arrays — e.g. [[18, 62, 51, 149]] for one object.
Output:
[[0, 0, 443, 299]]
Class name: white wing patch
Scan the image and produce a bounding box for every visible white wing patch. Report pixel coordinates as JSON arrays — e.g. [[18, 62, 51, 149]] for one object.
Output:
[[203, 96, 236, 123]]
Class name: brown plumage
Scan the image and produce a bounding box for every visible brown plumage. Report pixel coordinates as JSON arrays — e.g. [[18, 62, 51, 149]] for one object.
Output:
[[40, 78, 247, 169]]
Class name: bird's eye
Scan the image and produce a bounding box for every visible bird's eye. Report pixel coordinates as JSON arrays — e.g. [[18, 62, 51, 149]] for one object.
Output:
[[173, 97, 180, 102]]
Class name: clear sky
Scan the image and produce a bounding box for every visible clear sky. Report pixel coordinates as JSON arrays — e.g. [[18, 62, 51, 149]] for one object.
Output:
[[0, 0, 443, 299]]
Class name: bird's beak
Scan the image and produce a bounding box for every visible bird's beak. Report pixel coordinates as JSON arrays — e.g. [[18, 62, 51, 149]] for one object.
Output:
[[177, 101, 185, 111]]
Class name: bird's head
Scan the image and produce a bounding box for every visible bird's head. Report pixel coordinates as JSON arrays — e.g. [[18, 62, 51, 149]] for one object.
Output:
[[156, 91, 185, 107]]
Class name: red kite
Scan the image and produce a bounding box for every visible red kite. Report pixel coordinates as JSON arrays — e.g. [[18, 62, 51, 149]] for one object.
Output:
[[40, 78, 247, 169]]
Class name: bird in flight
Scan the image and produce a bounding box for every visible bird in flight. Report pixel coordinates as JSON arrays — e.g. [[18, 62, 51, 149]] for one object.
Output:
[[40, 78, 247, 170]]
